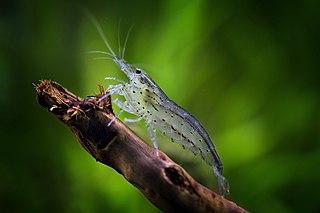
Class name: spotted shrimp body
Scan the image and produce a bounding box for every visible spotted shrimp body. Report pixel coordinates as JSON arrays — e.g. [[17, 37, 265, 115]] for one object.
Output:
[[88, 16, 229, 196]]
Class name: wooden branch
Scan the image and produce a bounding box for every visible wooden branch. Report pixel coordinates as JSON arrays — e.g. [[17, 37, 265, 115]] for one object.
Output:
[[34, 80, 249, 213]]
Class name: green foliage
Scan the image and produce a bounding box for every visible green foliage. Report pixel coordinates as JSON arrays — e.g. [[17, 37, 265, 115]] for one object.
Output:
[[1, 0, 319, 212]]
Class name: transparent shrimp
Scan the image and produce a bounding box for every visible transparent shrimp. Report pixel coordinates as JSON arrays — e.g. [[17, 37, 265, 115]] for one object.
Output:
[[85, 13, 230, 196]]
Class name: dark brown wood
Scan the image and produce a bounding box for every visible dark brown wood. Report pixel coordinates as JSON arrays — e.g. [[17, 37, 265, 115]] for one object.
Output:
[[34, 80, 249, 213]]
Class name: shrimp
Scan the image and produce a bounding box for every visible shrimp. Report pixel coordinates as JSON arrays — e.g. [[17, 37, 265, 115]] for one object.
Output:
[[86, 14, 229, 196]]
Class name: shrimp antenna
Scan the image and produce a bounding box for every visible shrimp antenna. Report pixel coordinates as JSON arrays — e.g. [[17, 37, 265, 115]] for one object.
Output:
[[86, 50, 113, 57], [91, 56, 113, 61], [121, 24, 134, 59], [117, 20, 122, 58], [84, 10, 117, 57]]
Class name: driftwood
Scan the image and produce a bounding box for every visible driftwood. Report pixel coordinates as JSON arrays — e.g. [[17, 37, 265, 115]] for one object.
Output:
[[34, 80, 249, 213]]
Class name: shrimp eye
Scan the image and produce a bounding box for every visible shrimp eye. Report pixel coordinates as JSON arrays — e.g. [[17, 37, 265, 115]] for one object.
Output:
[[135, 69, 142, 74]]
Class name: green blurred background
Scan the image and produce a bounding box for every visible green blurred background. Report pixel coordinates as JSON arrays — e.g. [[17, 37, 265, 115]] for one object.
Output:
[[1, 0, 319, 212]]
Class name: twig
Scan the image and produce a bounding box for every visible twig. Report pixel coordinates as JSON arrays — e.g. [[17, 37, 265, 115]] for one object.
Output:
[[34, 80, 249, 213]]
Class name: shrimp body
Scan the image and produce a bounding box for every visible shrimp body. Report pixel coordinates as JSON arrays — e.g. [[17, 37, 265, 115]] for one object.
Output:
[[88, 16, 229, 195], [122, 70, 222, 169]]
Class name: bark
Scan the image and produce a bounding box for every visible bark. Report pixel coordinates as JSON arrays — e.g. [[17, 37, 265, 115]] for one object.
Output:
[[34, 80, 249, 213]]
